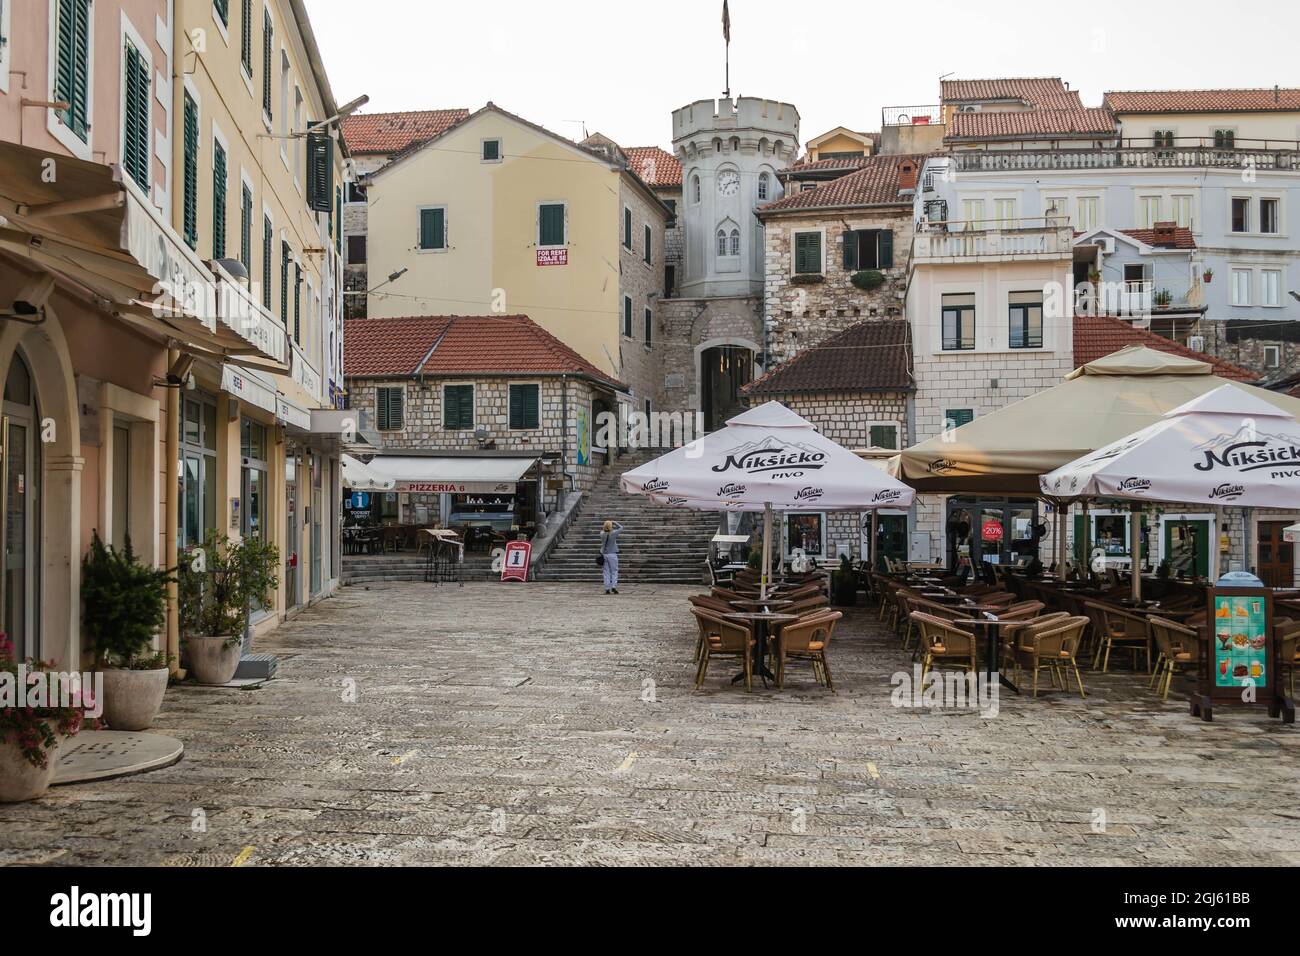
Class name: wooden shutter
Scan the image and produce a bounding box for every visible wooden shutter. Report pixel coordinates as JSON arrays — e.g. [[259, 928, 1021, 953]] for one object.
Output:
[[624, 207, 632, 248], [842, 230, 858, 271], [878, 230, 894, 269], [510, 385, 538, 429], [240, 0, 253, 70], [182, 93, 199, 249], [214, 0, 229, 25], [263, 11, 273, 117], [378, 387, 403, 431], [212, 143, 228, 259], [306, 130, 334, 212], [122, 41, 151, 189], [240, 185, 252, 270], [444, 386, 471, 429], [539, 204, 564, 246], [56, 0, 91, 141], [280, 241, 289, 323], [420, 208, 444, 249], [262, 217, 273, 308], [293, 262, 301, 343], [795, 233, 820, 273], [335, 187, 343, 254]]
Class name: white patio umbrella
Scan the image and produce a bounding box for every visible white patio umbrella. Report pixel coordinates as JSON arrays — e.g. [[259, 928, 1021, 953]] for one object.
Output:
[[1041, 384, 1300, 601], [341, 454, 395, 492], [621, 402, 916, 598]]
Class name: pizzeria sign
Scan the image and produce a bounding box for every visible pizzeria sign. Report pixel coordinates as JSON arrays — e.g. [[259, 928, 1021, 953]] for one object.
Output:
[[397, 481, 517, 495]]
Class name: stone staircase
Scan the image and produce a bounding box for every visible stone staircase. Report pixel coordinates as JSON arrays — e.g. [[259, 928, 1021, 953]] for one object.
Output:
[[341, 550, 497, 586], [540, 449, 721, 584]]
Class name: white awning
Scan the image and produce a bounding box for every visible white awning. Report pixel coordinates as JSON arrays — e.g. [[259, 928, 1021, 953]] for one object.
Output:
[[342, 454, 395, 491], [365, 456, 537, 495]]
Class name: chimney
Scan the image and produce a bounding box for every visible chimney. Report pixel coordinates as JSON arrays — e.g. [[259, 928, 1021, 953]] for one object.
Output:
[[1152, 220, 1178, 248], [897, 158, 919, 194]]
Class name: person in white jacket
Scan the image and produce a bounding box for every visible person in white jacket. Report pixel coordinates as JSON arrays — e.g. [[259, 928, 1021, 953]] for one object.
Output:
[[601, 520, 623, 594]]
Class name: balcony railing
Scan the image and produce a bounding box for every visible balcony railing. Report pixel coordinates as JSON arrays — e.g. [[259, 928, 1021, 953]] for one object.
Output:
[[882, 104, 942, 127], [954, 142, 1300, 173], [1075, 282, 1191, 317], [913, 218, 1075, 261]]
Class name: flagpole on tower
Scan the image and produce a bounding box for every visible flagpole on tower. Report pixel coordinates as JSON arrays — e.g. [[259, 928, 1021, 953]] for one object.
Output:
[[722, 0, 731, 98]]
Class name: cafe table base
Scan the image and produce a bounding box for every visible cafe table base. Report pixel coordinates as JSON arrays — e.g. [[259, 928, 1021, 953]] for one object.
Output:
[[724, 611, 799, 688], [955, 618, 1026, 696]]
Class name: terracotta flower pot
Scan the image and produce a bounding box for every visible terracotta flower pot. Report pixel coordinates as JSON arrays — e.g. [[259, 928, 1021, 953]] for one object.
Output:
[[0, 737, 61, 803], [101, 667, 169, 731], [186, 635, 242, 685]]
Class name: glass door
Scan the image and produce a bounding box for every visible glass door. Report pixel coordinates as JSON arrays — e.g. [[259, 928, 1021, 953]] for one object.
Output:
[[2, 352, 39, 660], [1258, 521, 1295, 588], [284, 453, 299, 609], [310, 453, 322, 595], [1164, 519, 1211, 579]]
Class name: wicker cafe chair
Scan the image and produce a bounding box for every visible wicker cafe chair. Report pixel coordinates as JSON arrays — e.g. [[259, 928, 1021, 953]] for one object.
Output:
[[690, 608, 756, 692], [689, 594, 737, 661], [1085, 602, 1151, 673], [998, 611, 1069, 664], [1012, 616, 1089, 698], [773, 610, 843, 691], [998, 600, 1046, 621], [910, 612, 978, 683], [1148, 616, 1199, 700], [1275, 619, 1300, 697]]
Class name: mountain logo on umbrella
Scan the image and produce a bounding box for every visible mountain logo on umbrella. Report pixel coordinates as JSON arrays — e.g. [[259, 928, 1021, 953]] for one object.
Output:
[[712, 440, 827, 476], [1194, 432, 1300, 473]]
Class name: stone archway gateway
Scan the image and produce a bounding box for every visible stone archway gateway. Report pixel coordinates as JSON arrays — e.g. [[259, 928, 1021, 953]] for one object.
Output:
[[0, 310, 82, 669], [695, 338, 759, 433]]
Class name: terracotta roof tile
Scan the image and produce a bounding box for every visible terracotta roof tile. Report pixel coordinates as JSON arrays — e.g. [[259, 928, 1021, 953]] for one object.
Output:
[[743, 320, 913, 396], [787, 155, 871, 174], [344, 315, 624, 389], [1073, 315, 1256, 382], [941, 77, 1080, 108], [341, 109, 470, 155], [757, 154, 930, 214], [948, 107, 1115, 140], [1105, 88, 1300, 113], [623, 147, 681, 188], [1118, 226, 1197, 249]]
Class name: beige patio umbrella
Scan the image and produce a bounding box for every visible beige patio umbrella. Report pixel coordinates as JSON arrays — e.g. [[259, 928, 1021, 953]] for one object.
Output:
[[890, 345, 1300, 578]]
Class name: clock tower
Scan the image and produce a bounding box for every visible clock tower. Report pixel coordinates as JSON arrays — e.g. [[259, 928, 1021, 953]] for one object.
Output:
[[672, 96, 800, 298]]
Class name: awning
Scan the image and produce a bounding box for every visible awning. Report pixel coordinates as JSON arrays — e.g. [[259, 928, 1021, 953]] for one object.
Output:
[[342, 454, 395, 492], [365, 456, 537, 494], [0, 141, 286, 372]]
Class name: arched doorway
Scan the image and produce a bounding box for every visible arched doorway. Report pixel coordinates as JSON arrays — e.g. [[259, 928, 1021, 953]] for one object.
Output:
[[699, 344, 755, 432], [2, 350, 40, 659]]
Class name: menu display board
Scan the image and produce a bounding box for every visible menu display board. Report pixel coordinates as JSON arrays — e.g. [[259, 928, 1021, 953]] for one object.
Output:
[[1212, 594, 1268, 689]]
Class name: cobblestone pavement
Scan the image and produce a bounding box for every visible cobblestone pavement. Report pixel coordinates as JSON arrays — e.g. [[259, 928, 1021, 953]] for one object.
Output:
[[4, 582, 1300, 866]]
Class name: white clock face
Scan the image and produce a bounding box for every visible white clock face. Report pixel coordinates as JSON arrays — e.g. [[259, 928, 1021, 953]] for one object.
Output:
[[717, 170, 741, 197]]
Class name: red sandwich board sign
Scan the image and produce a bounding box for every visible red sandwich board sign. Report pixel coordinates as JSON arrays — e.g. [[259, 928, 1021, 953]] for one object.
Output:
[[501, 540, 532, 583]]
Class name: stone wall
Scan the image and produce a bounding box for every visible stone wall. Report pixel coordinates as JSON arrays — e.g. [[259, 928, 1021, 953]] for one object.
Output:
[[1193, 319, 1300, 377], [342, 155, 389, 320], [617, 179, 669, 412], [762, 207, 915, 366], [658, 295, 764, 416]]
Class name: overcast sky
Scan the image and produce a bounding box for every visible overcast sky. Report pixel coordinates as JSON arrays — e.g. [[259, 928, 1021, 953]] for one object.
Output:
[[304, 0, 1299, 150]]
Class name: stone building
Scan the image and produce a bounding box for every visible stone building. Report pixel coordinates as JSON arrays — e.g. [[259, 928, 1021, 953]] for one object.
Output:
[[757, 154, 927, 366], [742, 319, 914, 566], [338, 109, 470, 318], [343, 315, 626, 532]]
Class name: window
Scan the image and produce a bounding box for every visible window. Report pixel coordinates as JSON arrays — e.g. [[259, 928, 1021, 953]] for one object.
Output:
[[1153, 129, 1175, 149], [280, 240, 290, 323], [994, 198, 1017, 225], [1231, 196, 1251, 233], [122, 38, 151, 190], [347, 234, 367, 264], [961, 199, 985, 227], [292, 86, 303, 178], [212, 140, 227, 258], [346, 181, 368, 203], [1214, 129, 1236, 149], [240, 183, 253, 273], [442, 384, 474, 430], [1124, 263, 1147, 289], [728, 229, 740, 257], [716, 229, 728, 257], [214, 0, 229, 26], [623, 206, 633, 250], [261, 215, 272, 308], [1260, 198, 1280, 234], [508, 384, 539, 430], [1172, 195, 1193, 229], [692, 175, 701, 204], [1077, 197, 1099, 232], [945, 409, 974, 430], [868, 424, 899, 450], [1262, 269, 1282, 307], [664, 199, 677, 229], [758, 172, 770, 201], [1264, 345, 1281, 369], [481, 138, 501, 162], [111, 424, 130, 552], [842, 229, 894, 270], [623, 295, 633, 337], [794, 231, 822, 274], [240, 0, 252, 74], [376, 386, 404, 431], [538, 203, 566, 246], [178, 395, 219, 548], [644, 307, 653, 346], [941, 293, 976, 351], [1136, 196, 1161, 229], [262, 8, 273, 119], [54, 0, 92, 143], [1044, 196, 1068, 222], [1008, 291, 1043, 349], [293, 261, 300, 343], [643, 224, 652, 264], [1231, 268, 1252, 306], [182, 92, 199, 248], [419, 207, 446, 250]]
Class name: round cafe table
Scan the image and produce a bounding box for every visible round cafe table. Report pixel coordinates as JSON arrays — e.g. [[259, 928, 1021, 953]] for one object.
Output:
[[953, 616, 1031, 695], [729, 598, 794, 610], [724, 610, 800, 687]]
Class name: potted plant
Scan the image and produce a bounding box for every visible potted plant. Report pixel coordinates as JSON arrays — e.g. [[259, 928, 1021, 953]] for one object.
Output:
[[1154, 288, 1172, 307], [179, 533, 280, 685], [1088, 268, 1102, 287], [81, 532, 174, 730], [0, 639, 90, 802], [850, 269, 886, 292], [1203, 268, 1214, 284], [831, 554, 859, 607]]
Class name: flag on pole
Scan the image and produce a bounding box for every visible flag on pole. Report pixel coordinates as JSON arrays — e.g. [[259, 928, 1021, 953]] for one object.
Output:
[[722, 0, 731, 43]]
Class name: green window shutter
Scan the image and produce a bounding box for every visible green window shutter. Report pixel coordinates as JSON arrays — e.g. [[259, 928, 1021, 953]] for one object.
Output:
[[842, 230, 858, 271], [182, 93, 199, 249], [378, 387, 403, 430], [122, 41, 151, 190], [262, 216, 273, 309], [240, 185, 253, 272], [262, 11, 273, 117], [623, 207, 632, 248], [280, 241, 289, 323], [293, 262, 301, 343], [214, 0, 229, 26], [644, 224, 652, 263], [306, 130, 334, 212], [945, 409, 974, 429], [240, 0, 253, 71], [212, 143, 228, 259], [444, 385, 473, 430], [539, 204, 564, 246], [795, 233, 821, 273], [419, 208, 445, 250], [56, 0, 91, 142], [335, 187, 343, 254], [878, 229, 894, 269], [510, 385, 539, 429]]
